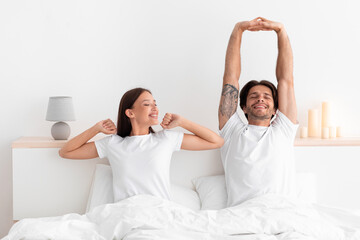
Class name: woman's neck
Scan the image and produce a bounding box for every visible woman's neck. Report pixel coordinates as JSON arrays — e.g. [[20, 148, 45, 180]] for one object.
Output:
[[130, 126, 150, 136]]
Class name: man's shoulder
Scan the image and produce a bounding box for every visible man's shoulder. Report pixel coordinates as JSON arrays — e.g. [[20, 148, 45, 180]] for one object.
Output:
[[220, 112, 246, 137], [270, 111, 299, 139], [271, 111, 298, 126]]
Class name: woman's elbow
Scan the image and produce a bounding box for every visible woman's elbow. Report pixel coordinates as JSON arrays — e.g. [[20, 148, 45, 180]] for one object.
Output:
[[214, 137, 224, 148], [58, 149, 69, 159]]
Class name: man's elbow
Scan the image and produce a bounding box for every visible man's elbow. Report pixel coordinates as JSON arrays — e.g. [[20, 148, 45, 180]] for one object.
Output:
[[278, 77, 294, 85], [223, 75, 239, 84], [277, 79, 294, 89]]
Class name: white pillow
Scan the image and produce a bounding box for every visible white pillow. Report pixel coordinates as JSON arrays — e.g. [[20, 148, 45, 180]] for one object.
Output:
[[192, 175, 227, 210], [86, 164, 201, 212], [86, 164, 113, 212], [192, 173, 318, 210], [171, 184, 201, 210]]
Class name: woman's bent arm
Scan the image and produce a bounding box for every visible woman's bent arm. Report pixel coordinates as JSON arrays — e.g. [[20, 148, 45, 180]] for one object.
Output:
[[59, 119, 117, 159], [161, 113, 224, 151]]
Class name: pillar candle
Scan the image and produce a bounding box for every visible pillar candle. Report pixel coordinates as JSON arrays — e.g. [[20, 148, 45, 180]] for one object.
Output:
[[322, 127, 329, 139], [308, 109, 319, 137], [322, 102, 330, 128], [336, 126, 342, 137], [329, 126, 336, 138], [300, 127, 308, 138]]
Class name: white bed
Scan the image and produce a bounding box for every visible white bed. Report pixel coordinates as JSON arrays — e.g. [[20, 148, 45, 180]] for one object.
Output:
[[4, 193, 360, 240], [6, 148, 360, 239]]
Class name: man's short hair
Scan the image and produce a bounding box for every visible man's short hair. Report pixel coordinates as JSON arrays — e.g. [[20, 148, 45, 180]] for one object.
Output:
[[239, 80, 278, 119]]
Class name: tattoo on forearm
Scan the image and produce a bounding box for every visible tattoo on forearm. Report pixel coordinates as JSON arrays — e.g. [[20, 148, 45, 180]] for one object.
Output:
[[219, 84, 239, 118]]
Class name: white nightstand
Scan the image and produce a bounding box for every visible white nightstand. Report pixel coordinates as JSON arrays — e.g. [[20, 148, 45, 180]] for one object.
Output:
[[12, 137, 108, 220]]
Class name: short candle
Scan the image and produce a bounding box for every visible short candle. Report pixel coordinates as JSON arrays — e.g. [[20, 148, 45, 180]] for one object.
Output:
[[300, 127, 308, 138], [336, 126, 342, 137], [322, 127, 330, 139], [329, 126, 336, 138]]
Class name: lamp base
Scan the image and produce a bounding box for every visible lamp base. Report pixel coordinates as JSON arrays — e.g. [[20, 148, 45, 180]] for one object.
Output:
[[51, 122, 70, 140]]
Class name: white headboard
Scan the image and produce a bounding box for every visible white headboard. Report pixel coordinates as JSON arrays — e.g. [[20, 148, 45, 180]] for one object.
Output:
[[12, 137, 224, 220], [13, 136, 360, 221], [170, 149, 224, 188]]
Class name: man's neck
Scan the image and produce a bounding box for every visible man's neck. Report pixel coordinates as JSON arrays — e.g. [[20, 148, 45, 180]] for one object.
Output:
[[247, 119, 271, 127]]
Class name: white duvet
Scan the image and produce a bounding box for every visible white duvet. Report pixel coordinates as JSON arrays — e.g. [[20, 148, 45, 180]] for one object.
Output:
[[4, 194, 360, 240]]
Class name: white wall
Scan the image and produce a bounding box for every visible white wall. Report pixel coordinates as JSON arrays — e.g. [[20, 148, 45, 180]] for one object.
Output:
[[1, 0, 360, 237]]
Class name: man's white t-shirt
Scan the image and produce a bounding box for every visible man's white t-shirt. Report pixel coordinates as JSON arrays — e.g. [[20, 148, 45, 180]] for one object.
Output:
[[220, 111, 298, 207], [95, 130, 184, 203]]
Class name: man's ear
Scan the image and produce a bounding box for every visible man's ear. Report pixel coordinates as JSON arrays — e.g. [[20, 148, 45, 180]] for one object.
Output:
[[272, 108, 277, 115], [242, 106, 247, 114], [125, 109, 134, 119], [270, 108, 277, 119]]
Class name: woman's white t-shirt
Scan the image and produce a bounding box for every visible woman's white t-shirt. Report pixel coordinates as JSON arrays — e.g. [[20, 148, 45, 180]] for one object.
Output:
[[95, 130, 184, 202], [220, 111, 298, 207]]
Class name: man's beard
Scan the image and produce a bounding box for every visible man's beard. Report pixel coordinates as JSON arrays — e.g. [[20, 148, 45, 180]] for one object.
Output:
[[245, 106, 273, 120]]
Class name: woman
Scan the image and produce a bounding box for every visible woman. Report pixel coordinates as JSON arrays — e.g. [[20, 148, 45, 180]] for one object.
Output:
[[59, 87, 223, 203]]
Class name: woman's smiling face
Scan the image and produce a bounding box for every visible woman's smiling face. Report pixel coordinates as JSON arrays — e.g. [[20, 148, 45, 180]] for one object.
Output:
[[128, 91, 159, 127]]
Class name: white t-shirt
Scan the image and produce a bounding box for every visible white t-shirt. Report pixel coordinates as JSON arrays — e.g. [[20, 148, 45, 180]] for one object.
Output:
[[95, 130, 184, 203], [220, 111, 299, 207]]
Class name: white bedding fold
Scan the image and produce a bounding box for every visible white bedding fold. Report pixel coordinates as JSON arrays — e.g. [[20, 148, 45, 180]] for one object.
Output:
[[4, 194, 360, 240]]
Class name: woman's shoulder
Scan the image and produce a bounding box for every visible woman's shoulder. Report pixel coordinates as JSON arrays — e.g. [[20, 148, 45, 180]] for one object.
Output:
[[153, 129, 183, 140], [97, 134, 123, 144], [152, 129, 165, 137]]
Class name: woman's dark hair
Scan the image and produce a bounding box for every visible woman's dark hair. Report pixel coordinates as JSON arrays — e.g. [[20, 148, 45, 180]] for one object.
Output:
[[239, 80, 278, 119], [117, 88, 155, 138]]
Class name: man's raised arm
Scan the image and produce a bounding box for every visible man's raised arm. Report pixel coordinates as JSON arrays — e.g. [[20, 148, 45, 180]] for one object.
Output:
[[276, 24, 297, 123], [256, 17, 297, 123], [219, 18, 262, 130]]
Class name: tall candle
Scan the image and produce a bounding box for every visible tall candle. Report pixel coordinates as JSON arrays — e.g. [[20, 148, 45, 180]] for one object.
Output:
[[322, 102, 330, 128], [308, 109, 319, 137]]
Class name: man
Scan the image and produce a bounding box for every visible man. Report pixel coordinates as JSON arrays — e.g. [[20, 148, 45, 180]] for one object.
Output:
[[218, 17, 298, 207]]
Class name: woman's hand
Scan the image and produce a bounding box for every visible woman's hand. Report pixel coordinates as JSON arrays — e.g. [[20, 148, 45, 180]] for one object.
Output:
[[95, 119, 117, 134], [161, 113, 183, 129]]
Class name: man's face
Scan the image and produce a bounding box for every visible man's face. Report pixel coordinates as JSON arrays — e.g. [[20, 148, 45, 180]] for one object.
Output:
[[243, 85, 276, 121]]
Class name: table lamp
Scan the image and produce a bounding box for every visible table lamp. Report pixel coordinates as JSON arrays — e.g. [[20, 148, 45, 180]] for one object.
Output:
[[46, 96, 75, 140]]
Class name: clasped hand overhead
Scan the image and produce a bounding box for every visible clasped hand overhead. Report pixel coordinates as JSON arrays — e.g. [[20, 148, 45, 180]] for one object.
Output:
[[237, 17, 284, 33]]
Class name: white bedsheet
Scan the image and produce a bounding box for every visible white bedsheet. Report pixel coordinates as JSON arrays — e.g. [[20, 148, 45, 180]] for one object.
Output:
[[4, 194, 360, 240]]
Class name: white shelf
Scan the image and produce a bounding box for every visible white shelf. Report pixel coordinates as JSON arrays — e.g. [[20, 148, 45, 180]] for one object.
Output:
[[294, 137, 360, 146], [12, 136, 101, 148], [12, 136, 360, 149]]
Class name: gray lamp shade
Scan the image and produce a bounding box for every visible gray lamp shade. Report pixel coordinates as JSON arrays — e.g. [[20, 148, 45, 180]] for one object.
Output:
[[46, 96, 75, 140], [46, 96, 75, 122]]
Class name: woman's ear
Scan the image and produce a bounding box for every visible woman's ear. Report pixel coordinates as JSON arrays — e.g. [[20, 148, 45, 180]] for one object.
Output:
[[125, 109, 134, 118]]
